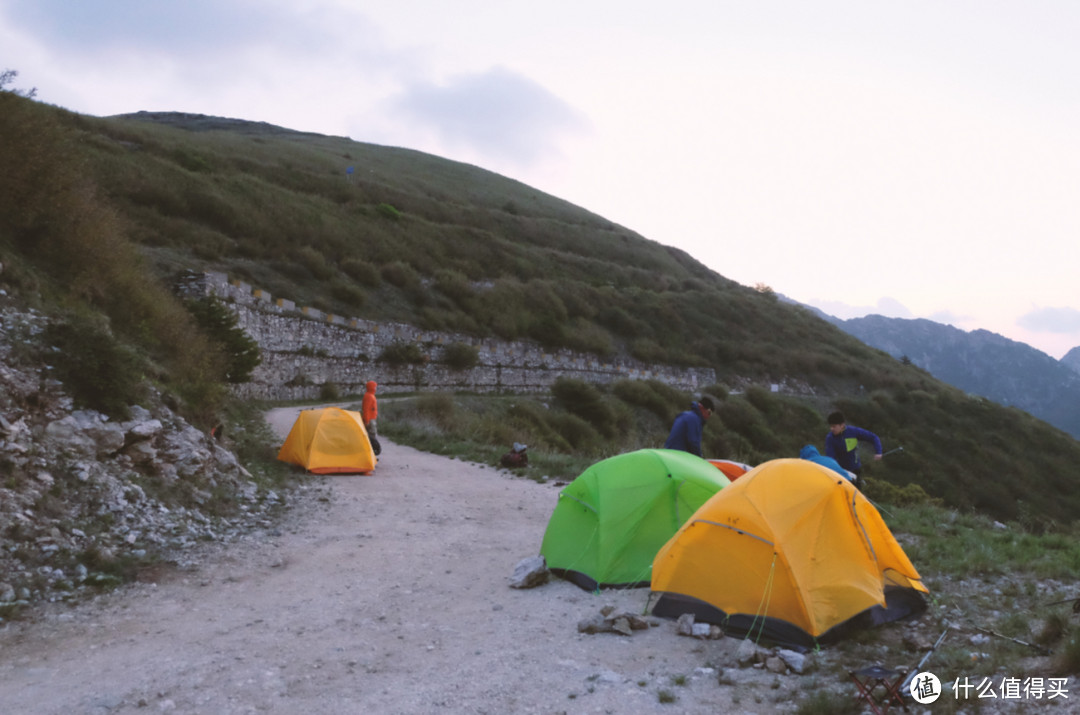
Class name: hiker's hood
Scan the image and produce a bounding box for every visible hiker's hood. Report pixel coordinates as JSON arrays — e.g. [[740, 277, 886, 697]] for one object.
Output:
[[800, 444, 821, 459], [366, 381, 377, 392]]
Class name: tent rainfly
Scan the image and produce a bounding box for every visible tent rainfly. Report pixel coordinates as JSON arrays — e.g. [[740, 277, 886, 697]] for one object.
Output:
[[540, 449, 731, 591], [651, 458, 928, 651], [277, 407, 376, 474]]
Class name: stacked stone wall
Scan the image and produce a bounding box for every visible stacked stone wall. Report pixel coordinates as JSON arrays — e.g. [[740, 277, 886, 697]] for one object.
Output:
[[181, 272, 716, 400]]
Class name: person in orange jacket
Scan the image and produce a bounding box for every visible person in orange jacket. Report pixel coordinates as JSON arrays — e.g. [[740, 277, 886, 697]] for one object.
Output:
[[362, 381, 380, 454]]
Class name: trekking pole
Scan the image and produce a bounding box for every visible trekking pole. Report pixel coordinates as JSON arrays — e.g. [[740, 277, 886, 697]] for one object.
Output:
[[899, 626, 950, 697], [974, 626, 1052, 656], [881, 446, 905, 458]]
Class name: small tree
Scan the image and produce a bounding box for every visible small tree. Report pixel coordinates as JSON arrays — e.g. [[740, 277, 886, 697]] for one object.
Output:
[[184, 297, 261, 383], [0, 69, 37, 98]]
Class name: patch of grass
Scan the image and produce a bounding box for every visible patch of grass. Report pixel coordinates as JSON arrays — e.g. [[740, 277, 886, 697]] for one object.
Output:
[[795, 690, 857, 715], [1053, 630, 1080, 675], [1037, 612, 1070, 647], [657, 689, 677, 704]]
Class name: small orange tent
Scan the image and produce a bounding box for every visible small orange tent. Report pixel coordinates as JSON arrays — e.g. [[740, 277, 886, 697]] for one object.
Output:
[[277, 407, 376, 474], [651, 458, 927, 650], [708, 459, 753, 481]]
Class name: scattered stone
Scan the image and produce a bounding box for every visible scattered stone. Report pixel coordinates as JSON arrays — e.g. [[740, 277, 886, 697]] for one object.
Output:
[[735, 639, 766, 667], [577, 609, 652, 636], [765, 656, 787, 674], [0, 305, 290, 611], [508, 555, 549, 589], [777, 649, 807, 674], [676, 613, 696, 636], [577, 614, 608, 634], [593, 669, 621, 684]]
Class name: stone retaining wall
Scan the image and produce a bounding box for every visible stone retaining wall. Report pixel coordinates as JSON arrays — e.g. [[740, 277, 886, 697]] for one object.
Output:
[[178, 271, 716, 400]]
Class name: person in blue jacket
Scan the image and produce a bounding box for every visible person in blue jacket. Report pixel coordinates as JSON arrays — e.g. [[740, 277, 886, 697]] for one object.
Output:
[[664, 397, 714, 457], [824, 411, 882, 486], [799, 444, 856, 482]]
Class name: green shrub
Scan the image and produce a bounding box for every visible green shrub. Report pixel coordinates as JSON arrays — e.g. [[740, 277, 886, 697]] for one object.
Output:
[[433, 269, 475, 307], [612, 379, 683, 421], [551, 377, 617, 438], [562, 318, 615, 356], [378, 341, 426, 365], [340, 257, 381, 286], [377, 202, 402, 219], [43, 314, 143, 419], [319, 381, 339, 401], [294, 246, 333, 280], [381, 261, 421, 290], [864, 479, 942, 508], [629, 337, 669, 364], [441, 342, 479, 371], [528, 315, 566, 347], [331, 282, 366, 309]]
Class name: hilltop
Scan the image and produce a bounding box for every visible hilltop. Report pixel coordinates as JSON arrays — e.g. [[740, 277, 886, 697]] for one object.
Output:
[[3, 96, 1080, 527]]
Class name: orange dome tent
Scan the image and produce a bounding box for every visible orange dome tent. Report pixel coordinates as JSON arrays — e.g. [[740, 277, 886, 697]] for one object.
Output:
[[277, 407, 376, 474], [651, 458, 927, 650]]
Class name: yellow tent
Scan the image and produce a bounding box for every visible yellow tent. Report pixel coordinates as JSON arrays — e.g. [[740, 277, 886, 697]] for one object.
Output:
[[651, 458, 927, 650], [277, 407, 376, 474]]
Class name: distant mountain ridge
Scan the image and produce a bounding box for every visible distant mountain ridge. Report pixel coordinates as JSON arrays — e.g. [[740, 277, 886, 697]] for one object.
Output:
[[1063, 346, 1080, 375], [831, 314, 1080, 438]]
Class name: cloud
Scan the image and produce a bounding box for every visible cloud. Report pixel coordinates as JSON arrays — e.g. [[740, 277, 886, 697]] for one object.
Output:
[[873, 297, 913, 319], [928, 309, 970, 328], [1017, 306, 1080, 334], [0, 1, 406, 82], [1, 0, 287, 55], [386, 67, 589, 170], [801, 296, 913, 321]]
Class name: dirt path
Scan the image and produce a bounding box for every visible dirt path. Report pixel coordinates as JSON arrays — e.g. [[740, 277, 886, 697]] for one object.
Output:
[[0, 405, 804, 715]]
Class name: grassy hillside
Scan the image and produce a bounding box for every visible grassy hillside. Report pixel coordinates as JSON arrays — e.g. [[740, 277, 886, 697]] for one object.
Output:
[[3, 96, 1080, 525]]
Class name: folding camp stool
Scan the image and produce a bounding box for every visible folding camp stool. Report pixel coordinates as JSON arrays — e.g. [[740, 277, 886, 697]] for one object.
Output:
[[849, 665, 908, 715]]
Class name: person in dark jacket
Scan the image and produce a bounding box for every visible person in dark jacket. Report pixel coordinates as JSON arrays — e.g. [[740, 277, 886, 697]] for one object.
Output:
[[824, 411, 882, 486], [663, 397, 714, 457]]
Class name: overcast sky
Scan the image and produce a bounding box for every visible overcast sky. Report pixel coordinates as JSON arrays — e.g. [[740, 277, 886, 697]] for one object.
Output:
[[4, 1, 1079, 358]]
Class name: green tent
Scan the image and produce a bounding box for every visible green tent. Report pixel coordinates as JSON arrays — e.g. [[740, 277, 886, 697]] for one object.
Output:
[[540, 449, 730, 591]]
